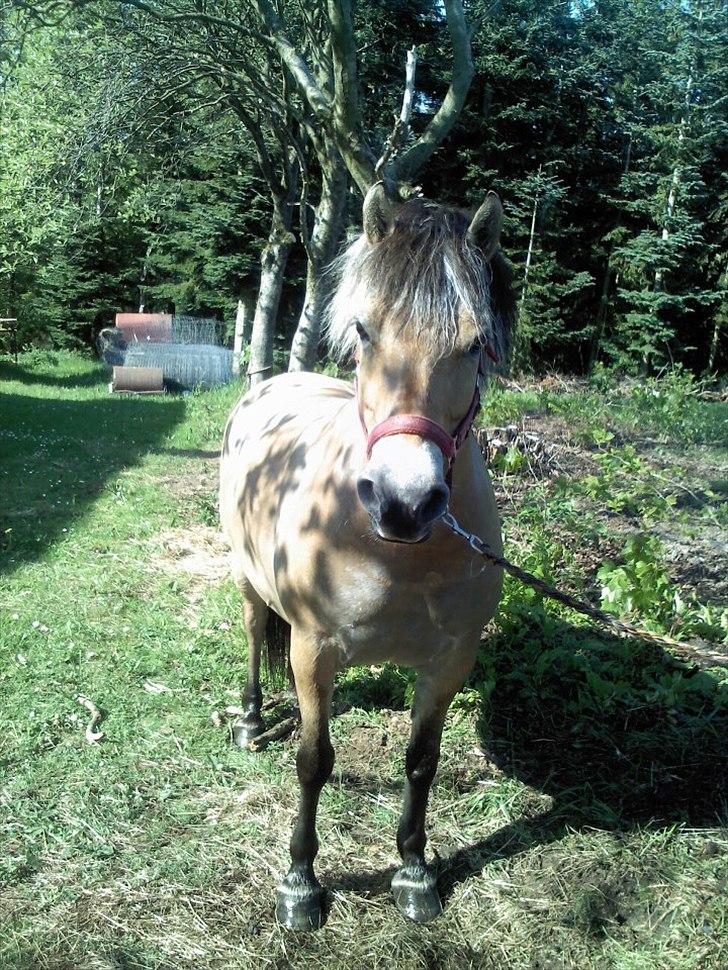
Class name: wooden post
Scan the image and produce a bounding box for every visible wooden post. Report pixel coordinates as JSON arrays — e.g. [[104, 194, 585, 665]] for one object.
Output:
[[233, 300, 246, 377]]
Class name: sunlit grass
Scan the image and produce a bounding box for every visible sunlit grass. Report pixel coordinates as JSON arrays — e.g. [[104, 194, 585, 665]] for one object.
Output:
[[0, 352, 726, 969]]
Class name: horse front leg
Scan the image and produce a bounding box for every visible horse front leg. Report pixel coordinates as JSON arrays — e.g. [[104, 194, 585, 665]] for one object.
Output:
[[393, 649, 476, 922], [276, 629, 336, 931]]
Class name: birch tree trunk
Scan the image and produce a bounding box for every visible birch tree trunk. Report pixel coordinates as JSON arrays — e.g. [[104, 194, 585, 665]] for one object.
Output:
[[708, 258, 726, 372], [514, 168, 542, 367], [708, 317, 723, 373], [288, 161, 347, 372], [248, 208, 295, 387], [138, 239, 154, 313], [520, 171, 541, 314], [654, 75, 692, 293], [232, 300, 246, 377]]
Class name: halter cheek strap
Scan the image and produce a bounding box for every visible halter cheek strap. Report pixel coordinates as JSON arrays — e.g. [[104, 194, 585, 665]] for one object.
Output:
[[355, 349, 493, 482]]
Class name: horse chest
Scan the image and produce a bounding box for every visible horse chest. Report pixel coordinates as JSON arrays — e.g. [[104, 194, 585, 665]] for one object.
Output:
[[324, 560, 489, 669]]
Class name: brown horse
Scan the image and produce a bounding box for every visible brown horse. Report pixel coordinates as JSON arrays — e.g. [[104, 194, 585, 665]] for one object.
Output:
[[219, 185, 514, 930]]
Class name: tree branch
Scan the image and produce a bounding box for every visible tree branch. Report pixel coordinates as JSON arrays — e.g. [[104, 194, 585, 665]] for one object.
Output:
[[376, 45, 417, 182], [252, 0, 332, 121], [390, 0, 474, 183], [325, 0, 376, 194]]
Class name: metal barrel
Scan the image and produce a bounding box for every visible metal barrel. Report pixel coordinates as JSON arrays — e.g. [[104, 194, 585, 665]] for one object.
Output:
[[111, 366, 165, 394]]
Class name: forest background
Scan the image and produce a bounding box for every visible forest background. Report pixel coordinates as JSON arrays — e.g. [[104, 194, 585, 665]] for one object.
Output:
[[1, 0, 726, 378]]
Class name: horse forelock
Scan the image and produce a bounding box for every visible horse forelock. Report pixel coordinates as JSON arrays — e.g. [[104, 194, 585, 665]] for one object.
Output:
[[325, 198, 514, 367]]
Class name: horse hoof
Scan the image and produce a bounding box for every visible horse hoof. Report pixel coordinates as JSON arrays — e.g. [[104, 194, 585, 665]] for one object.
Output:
[[275, 874, 325, 931], [232, 716, 264, 750], [391, 864, 442, 923]]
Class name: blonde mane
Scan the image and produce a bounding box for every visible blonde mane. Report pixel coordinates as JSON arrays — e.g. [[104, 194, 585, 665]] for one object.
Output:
[[325, 198, 514, 367]]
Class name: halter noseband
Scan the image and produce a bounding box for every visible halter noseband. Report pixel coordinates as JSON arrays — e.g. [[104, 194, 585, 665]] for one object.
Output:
[[355, 344, 496, 483]]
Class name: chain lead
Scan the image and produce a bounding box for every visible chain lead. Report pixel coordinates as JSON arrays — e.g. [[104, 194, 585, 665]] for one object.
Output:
[[439, 510, 726, 672], [442, 511, 493, 557]]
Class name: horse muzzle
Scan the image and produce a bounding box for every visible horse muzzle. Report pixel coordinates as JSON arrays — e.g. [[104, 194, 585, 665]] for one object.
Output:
[[357, 471, 449, 544]]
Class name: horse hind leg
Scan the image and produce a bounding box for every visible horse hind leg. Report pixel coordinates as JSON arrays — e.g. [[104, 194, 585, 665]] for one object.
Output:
[[232, 575, 268, 749]]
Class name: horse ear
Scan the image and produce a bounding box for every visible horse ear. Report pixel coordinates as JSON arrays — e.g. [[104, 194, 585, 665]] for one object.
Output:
[[466, 191, 503, 261], [363, 183, 395, 244]]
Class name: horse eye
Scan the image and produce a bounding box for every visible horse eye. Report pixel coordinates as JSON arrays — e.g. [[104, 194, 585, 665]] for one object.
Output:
[[467, 340, 481, 356], [355, 320, 371, 344]]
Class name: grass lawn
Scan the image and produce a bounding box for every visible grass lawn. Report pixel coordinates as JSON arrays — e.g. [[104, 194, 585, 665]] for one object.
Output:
[[1, 351, 727, 970]]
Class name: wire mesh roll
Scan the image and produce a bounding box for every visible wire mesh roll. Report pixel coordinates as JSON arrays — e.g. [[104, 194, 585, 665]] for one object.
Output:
[[171, 316, 224, 346], [123, 342, 233, 390]]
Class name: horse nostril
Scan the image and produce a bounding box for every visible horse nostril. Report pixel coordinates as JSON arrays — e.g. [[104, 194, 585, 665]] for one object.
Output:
[[415, 486, 449, 526], [356, 476, 379, 514]]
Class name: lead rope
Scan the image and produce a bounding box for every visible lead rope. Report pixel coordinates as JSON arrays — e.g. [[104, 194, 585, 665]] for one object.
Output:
[[441, 510, 728, 672]]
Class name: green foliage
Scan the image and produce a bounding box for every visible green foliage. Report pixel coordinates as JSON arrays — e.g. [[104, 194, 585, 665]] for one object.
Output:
[[482, 367, 727, 448], [0, 20, 265, 349], [599, 535, 728, 644], [453, 0, 728, 374], [3, 1, 727, 375], [140, 118, 267, 319], [581, 444, 678, 519], [598, 535, 678, 624]]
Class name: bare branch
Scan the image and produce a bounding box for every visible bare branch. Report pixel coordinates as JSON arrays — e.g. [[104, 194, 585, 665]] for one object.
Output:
[[293, 134, 315, 265], [252, 0, 332, 120], [325, 0, 376, 194], [112, 0, 268, 43], [375, 45, 417, 182], [390, 0, 474, 183]]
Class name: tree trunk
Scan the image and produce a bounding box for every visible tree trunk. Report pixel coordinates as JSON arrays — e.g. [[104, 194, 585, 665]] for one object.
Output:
[[589, 243, 614, 372], [708, 317, 722, 372], [520, 178, 540, 315], [655, 75, 692, 293], [232, 300, 246, 376], [288, 162, 347, 372], [514, 168, 541, 368], [288, 259, 327, 373], [248, 210, 294, 387], [138, 239, 154, 312], [708, 257, 726, 372]]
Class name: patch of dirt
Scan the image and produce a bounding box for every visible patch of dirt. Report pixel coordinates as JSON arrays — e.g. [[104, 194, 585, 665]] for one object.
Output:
[[155, 526, 230, 582], [156, 466, 218, 503], [149, 525, 231, 627], [656, 522, 728, 606], [334, 711, 411, 787]]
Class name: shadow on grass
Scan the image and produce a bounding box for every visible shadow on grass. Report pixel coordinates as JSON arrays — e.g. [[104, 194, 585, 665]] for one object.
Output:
[[439, 612, 727, 902], [323, 609, 727, 903], [163, 447, 220, 460], [0, 388, 185, 574], [0, 358, 109, 390]]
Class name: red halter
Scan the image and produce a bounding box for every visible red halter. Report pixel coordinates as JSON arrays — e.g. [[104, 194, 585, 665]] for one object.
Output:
[[355, 344, 495, 483]]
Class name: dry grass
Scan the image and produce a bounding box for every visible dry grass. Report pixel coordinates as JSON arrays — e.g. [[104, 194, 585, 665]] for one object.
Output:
[[3, 706, 726, 970]]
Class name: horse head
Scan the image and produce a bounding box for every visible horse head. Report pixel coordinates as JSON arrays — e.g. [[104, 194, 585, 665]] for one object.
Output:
[[327, 184, 513, 543]]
